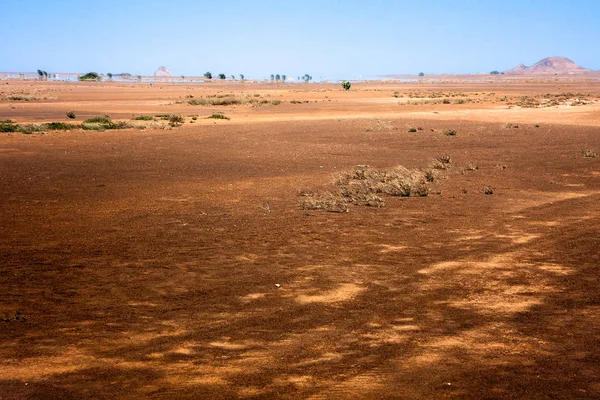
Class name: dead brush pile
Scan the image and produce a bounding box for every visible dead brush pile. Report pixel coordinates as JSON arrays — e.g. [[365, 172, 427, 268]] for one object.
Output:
[[299, 165, 431, 213]]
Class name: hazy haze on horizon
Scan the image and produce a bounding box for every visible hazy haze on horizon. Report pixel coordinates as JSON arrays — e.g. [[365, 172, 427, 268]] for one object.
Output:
[[2, 0, 599, 79]]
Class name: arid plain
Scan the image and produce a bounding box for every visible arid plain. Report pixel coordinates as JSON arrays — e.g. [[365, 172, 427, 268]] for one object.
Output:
[[1, 77, 600, 399]]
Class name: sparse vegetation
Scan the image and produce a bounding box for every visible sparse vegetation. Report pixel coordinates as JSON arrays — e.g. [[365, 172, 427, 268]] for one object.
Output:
[[207, 113, 230, 120], [581, 149, 598, 158], [408, 127, 417, 132], [85, 116, 111, 124], [2, 117, 141, 134], [1, 311, 27, 323], [169, 115, 185, 125], [0, 119, 20, 133], [443, 129, 457, 136], [204, 72, 212, 80], [430, 155, 452, 170], [300, 164, 437, 212], [341, 81, 351, 91], [188, 97, 242, 106], [299, 192, 349, 213], [6, 95, 41, 101], [218, 73, 226, 80], [131, 115, 154, 121], [484, 187, 495, 195]]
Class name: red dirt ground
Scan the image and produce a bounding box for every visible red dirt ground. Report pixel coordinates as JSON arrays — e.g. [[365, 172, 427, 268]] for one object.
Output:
[[1, 79, 600, 399]]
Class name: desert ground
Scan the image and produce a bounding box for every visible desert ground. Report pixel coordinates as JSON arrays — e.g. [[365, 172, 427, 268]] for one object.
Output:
[[1, 77, 599, 399]]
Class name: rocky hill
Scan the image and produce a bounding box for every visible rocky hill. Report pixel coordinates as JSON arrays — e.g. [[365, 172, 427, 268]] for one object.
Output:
[[153, 66, 172, 77], [505, 57, 590, 75]]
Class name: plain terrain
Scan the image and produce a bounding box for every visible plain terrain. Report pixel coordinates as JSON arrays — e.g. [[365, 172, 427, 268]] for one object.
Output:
[[1, 77, 599, 399]]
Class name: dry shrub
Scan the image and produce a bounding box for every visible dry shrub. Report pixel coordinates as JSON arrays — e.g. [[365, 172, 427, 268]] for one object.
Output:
[[582, 149, 598, 158], [299, 164, 437, 212], [299, 191, 349, 213], [337, 165, 429, 201]]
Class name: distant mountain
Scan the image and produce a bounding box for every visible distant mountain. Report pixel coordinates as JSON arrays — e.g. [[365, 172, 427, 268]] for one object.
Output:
[[505, 63, 528, 74], [153, 66, 172, 77], [505, 57, 590, 75]]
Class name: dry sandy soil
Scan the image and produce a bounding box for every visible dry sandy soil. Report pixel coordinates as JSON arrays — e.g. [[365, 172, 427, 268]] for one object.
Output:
[[1, 77, 600, 399]]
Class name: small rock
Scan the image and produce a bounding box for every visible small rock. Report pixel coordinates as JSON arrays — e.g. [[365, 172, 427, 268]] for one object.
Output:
[[275, 284, 281, 288]]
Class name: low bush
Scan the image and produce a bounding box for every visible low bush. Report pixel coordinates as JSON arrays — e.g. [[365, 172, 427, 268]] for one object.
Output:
[[7, 96, 40, 101], [85, 116, 111, 124], [0, 120, 20, 132], [443, 129, 457, 136], [582, 149, 598, 158], [169, 115, 185, 124], [131, 115, 154, 121], [66, 111, 76, 119], [207, 113, 230, 120]]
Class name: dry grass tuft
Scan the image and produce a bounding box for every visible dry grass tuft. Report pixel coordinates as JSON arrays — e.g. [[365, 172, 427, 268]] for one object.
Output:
[[581, 149, 598, 158]]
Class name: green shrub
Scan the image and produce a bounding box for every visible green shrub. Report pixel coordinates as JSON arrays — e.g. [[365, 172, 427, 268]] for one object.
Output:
[[85, 116, 111, 124], [341, 81, 351, 90], [408, 127, 417, 132], [443, 129, 457, 136], [131, 115, 155, 121], [0, 120, 19, 132], [207, 113, 230, 120], [66, 111, 76, 119], [45, 122, 76, 130]]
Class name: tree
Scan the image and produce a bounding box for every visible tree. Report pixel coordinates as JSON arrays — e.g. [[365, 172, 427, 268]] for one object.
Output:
[[78, 72, 101, 81], [281, 74, 286, 82], [270, 74, 275, 81], [302, 74, 312, 82], [218, 73, 226, 80], [230, 75, 235, 80], [240, 74, 245, 80], [37, 69, 44, 79], [181, 75, 185, 80], [341, 81, 351, 90], [490, 70, 500, 75], [204, 71, 212, 79], [107, 73, 113, 79], [275, 74, 281, 81], [418, 72, 425, 77]]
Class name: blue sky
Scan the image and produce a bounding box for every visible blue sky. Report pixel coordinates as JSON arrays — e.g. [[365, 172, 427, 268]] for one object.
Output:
[[2, 0, 599, 78]]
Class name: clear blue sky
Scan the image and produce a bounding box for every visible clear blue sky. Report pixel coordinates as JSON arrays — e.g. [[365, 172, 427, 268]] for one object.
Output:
[[2, 0, 599, 79]]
